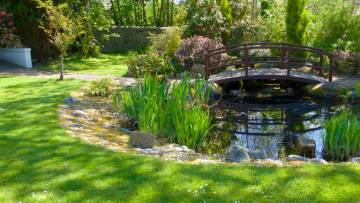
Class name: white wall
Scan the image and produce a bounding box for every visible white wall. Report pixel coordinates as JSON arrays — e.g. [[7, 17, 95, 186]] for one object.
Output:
[[0, 48, 32, 68]]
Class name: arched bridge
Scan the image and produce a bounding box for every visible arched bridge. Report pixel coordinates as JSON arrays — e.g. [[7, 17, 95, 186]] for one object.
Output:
[[205, 42, 334, 85]]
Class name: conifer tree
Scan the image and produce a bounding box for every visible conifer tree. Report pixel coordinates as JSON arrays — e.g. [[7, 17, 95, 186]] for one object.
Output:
[[220, 0, 232, 44], [286, 0, 308, 45]]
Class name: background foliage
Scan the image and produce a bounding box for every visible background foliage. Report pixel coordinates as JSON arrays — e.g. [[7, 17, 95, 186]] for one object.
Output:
[[0, 10, 21, 47], [2, 0, 360, 70]]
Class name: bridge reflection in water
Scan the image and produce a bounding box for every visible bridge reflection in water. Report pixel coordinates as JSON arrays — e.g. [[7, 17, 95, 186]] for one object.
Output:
[[216, 100, 340, 160]]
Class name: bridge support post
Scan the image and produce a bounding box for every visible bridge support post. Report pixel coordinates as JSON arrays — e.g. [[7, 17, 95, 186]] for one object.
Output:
[[244, 48, 249, 76], [205, 52, 210, 79], [328, 54, 334, 82], [319, 50, 324, 76], [284, 47, 290, 76]]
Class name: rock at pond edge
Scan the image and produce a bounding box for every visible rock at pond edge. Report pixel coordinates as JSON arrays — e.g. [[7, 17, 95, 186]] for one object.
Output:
[[226, 146, 250, 162], [64, 96, 78, 104], [72, 110, 88, 118], [130, 131, 156, 149], [287, 155, 310, 162], [305, 83, 345, 100], [309, 158, 328, 164], [351, 157, 360, 163]]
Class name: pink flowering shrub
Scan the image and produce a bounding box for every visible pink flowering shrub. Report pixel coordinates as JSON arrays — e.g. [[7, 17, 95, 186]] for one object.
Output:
[[174, 36, 228, 71], [0, 10, 21, 48]]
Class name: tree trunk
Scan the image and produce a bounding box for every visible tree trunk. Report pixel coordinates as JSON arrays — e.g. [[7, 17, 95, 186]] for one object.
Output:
[[116, 0, 123, 25], [110, 0, 119, 25], [132, 0, 139, 25], [60, 55, 64, 80], [142, 0, 147, 25], [170, 0, 174, 25], [153, 0, 158, 26], [159, 0, 165, 26]]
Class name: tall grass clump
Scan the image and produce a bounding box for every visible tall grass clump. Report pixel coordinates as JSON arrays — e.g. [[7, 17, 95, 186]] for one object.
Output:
[[113, 74, 212, 150], [88, 78, 116, 97], [324, 112, 360, 161], [355, 82, 360, 97]]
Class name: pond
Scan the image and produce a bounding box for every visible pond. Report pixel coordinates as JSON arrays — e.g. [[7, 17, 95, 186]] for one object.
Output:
[[210, 82, 360, 161]]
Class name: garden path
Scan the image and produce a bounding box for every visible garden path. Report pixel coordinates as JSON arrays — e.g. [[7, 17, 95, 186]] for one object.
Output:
[[0, 59, 136, 85]]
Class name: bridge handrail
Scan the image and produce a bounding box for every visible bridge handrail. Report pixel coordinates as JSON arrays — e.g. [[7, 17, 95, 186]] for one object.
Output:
[[207, 42, 323, 55], [207, 45, 324, 57], [205, 42, 333, 82]]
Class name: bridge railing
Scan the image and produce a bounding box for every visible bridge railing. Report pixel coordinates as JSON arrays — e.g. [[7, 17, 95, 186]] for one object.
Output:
[[205, 42, 333, 82]]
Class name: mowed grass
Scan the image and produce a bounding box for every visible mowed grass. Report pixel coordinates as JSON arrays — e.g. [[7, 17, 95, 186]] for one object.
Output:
[[35, 54, 128, 77], [0, 76, 359, 202]]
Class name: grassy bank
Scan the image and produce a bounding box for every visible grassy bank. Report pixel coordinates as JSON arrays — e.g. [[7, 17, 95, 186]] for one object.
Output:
[[0, 76, 359, 202], [35, 54, 128, 77]]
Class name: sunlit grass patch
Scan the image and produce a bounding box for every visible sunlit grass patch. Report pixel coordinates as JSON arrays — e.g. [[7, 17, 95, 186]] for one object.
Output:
[[35, 54, 128, 76]]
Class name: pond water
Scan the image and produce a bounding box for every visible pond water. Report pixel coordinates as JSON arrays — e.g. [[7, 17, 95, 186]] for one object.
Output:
[[211, 83, 359, 161]]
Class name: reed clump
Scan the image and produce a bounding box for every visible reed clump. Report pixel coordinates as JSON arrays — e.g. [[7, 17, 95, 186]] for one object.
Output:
[[113, 75, 212, 150], [324, 112, 360, 161]]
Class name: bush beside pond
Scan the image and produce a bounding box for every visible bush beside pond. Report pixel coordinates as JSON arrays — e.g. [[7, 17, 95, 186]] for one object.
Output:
[[126, 53, 176, 77], [88, 78, 116, 97]]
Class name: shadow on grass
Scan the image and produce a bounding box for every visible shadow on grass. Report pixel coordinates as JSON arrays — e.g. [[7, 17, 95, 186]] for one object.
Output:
[[0, 76, 359, 202]]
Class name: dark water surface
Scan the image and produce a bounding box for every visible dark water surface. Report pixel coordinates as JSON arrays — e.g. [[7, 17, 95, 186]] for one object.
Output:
[[212, 85, 359, 160]]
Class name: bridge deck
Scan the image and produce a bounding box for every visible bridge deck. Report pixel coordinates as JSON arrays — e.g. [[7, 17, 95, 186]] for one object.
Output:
[[208, 68, 327, 84]]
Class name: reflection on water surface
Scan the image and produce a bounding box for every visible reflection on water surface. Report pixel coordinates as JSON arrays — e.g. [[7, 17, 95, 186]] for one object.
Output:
[[215, 97, 356, 160]]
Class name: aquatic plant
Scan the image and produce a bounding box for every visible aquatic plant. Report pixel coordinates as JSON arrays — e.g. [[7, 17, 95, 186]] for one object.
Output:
[[324, 112, 360, 161], [355, 82, 360, 97], [113, 74, 212, 150]]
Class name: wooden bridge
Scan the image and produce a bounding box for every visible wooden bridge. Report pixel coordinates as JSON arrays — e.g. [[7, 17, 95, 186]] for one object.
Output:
[[205, 42, 334, 85]]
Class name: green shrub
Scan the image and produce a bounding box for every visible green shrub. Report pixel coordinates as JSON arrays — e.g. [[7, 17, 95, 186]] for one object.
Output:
[[113, 75, 212, 150], [184, 0, 227, 41], [149, 27, 182, 57], [89, 78, 116, 97], [324, 112, 360, 161], [126, 53, 175, 77]]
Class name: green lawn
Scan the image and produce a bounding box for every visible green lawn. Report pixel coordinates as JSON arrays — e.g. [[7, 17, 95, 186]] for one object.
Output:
[[0, 76, 359, 202], [35, 54, 128, 77]]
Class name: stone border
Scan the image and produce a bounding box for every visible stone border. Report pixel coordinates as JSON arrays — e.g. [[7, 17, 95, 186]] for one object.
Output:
[[58, 89, 360, 166]]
